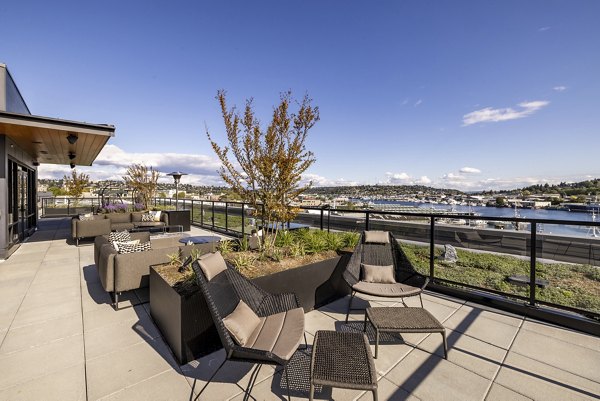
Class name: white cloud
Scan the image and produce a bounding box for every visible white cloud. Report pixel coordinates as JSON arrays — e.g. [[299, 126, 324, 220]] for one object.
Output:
[[38, 144, 224, 185], [553, 86, 567, 92], [415, 176, 431, 185], [384, 172, 411, 184], [442, 172, 467, 181], [414, 99, 422, 107], [301, 173, 358, 187], [459, 167, 481, 174], [538, 26, 551, 32], [401, 98, 409, 106], [462, 100, 549, 126]]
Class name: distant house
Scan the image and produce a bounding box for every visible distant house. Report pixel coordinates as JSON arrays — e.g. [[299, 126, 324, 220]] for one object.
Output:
[[0, 63, 115, 258]]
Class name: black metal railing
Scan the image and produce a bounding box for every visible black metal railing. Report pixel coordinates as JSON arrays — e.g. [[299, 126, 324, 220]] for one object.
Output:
[[39, 197, 600, 331]]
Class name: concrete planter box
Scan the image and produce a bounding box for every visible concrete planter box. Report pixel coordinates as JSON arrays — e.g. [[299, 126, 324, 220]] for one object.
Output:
[[149, 252, 351, 364], [149, 266, 220, 365]]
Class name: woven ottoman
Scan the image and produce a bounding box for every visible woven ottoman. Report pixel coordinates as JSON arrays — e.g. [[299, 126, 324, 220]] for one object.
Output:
[[364, 307, 447, 359], [310, 330, 377, 401]]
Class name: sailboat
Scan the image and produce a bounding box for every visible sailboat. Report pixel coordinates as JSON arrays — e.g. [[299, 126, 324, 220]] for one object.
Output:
[[513, 203, 528, 231], [588, 209, 599, 238]]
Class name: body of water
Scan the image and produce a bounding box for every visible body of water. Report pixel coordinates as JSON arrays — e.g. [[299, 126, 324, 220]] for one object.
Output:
[[349, 199, 600, 238]]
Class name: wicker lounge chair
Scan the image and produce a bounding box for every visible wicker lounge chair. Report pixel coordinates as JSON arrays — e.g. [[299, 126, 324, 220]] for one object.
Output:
[[192, 256, 306, 401], [343, 231, 429, 322]]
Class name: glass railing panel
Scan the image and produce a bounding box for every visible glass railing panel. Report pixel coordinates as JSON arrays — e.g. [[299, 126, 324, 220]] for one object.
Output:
[[415, 218, 530, 301], [536, 226, 600, 315]]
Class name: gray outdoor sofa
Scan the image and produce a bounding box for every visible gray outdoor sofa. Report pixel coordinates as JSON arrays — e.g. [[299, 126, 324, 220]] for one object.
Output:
[[72, 211, 170, 245], [94, 232, 217, 309]]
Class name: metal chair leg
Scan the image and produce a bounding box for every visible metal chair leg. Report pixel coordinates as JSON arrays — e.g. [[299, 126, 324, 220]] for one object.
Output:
[[243, 364, 262, 401], [419, 293, 424, 308], [113, 292, 119, 310], [345, 291, 355, 323], [285, 365, 291, 401], [194, 359, 227, 401]]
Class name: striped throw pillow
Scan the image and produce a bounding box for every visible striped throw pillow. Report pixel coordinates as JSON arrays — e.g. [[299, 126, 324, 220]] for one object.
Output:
[[108, 230, 131, 243], [117, 241, 152, 254]]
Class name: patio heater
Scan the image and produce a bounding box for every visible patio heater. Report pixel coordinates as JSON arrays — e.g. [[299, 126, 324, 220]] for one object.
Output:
[[167, 171, 187, 211]]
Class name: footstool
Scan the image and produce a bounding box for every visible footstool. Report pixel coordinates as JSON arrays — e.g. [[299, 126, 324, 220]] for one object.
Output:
[[310, 330, 378, 401], [364, 307, 447, 359]]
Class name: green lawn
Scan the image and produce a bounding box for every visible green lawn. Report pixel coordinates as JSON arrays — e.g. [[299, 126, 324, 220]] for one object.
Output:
[[400, 243, 600, 314]]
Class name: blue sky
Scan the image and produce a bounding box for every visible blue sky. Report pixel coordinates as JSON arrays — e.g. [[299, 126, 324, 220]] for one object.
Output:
[[1, 1, 599, 191]]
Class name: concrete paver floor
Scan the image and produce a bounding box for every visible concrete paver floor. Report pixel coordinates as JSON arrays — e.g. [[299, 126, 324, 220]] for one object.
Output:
[[0, 218, 598, 400]]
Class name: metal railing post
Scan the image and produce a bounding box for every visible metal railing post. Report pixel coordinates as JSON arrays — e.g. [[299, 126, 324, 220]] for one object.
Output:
[[67, 199, 70, 217], [225, 202, 229, 232], [241, 203, 245, 237], [191, 200, 195, 224], [365, 211, 370, 231], [430, 217, 435, 279], [200, 201, 204, 227], [211, 202, 215, 230], [320, 208, 324, 230], [529, 222, 537, 306]]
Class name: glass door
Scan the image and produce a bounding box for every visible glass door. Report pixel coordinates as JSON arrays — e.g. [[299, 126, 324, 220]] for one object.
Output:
[[17, 168, 29, 241]]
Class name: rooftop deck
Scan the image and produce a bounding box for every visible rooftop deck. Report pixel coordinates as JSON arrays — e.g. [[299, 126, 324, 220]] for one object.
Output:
[[0, 218, 598, 400]]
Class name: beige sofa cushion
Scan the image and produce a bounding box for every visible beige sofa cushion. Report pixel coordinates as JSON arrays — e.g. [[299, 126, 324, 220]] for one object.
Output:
[[223, 300, 261, 346], [362, 264, 396, 284], [106, 213, 131, 224]]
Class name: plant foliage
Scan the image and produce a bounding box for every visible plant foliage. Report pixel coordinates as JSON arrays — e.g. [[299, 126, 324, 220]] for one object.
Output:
[[207, 90, 319, 250], [63, 169, 90, 205], [123, 164, 160, 209]]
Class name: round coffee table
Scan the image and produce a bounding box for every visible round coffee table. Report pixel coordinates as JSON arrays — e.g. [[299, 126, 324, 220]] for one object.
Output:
[[178, 235, 221, 245]]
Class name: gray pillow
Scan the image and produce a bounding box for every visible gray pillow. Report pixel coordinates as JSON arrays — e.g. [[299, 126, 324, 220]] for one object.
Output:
[[364, 230, 389, 244], [362, 264, 396, 284], [223, 300, 261, 346], [198, 251, 228, 281]]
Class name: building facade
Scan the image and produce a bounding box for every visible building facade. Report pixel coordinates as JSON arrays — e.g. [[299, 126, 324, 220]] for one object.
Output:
[[0, 64, 115, 258]]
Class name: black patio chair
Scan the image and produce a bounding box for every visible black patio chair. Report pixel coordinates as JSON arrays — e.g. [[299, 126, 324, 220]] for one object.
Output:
[[192, 257, 306, 401], [342, 231, 429, 322]]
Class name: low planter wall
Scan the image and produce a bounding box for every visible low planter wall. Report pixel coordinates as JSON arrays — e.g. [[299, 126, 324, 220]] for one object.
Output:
[[252, 251, 352, 312], [149, 252, 351, 364], [43, 206, 94, 217]]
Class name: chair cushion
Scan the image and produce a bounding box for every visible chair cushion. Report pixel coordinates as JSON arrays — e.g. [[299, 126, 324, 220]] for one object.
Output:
[[364, 230, 389, 244], [362, 264, 396, 284], [352, 281, 422, 298], [198, 251, 228, 281], [245, 307, 304, 361], [223, 300, 262, 346]]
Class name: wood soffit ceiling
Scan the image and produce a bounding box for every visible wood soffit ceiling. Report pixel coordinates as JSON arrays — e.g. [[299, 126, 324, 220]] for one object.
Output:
[[0, 111, 115, 166]]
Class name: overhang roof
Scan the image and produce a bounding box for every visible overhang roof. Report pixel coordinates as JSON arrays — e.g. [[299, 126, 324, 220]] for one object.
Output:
[[0, 110, 115, 166]]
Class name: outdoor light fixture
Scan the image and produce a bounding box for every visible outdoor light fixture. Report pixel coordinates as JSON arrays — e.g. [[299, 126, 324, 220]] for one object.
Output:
[[68, 152, 76, 160], [66, 133, 78, 144], [33, 161, 40, 167], [70, 162, 76, 169], [167, 171, 188, 211]]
